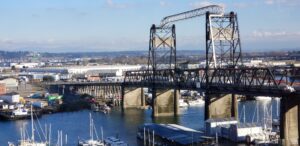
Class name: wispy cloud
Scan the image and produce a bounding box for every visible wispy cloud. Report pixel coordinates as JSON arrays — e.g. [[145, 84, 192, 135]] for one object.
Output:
[[159, 1, 169, 7], [189, 1, 225, 9], [264, 0, 300, 6], [252, 30, 300, 38], [105, 0, 129, 9]]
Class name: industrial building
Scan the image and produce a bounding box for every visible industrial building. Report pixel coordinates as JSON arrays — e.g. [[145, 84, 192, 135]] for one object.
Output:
[[21, 65, 142, 76], [0, 77, 18, 88]]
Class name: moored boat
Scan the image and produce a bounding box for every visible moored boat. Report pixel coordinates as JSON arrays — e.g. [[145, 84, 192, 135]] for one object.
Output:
[[91, 103, 111, 114], [104, 136, 127, 146], [188, 98, 205, 106], [178, 99, 188, 108], [78, 113, 104, 146]]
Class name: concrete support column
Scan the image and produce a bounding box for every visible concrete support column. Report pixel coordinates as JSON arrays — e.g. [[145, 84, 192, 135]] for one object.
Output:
[[231, 94, 238, 119], [205, 93, 235, 120], [280, 94, 300, 145], [152, 89, 179, 117], [121, 87, 144, 109]]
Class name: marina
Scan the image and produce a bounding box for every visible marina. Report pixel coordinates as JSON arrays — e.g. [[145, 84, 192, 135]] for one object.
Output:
[[0, 99, 281, 145]]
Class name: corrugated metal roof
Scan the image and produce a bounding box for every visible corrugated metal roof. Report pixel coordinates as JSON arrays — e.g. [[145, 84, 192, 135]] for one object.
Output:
[[206, 117, 237, 123], [141, 123, 208, 145]]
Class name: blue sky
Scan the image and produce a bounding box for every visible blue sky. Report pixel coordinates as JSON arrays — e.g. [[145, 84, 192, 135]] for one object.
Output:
[[0, 0, 299, 52]]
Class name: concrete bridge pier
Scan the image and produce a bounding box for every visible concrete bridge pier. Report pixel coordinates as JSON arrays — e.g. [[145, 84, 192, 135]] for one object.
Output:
[[121, 87, 145, 109], [204, 93, 237, 120], [280, 94, 300, 145], [152, 89, 179, 117]]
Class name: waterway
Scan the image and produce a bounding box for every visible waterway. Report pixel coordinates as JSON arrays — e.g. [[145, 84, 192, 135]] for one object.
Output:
[[0, 99, 280, 145]]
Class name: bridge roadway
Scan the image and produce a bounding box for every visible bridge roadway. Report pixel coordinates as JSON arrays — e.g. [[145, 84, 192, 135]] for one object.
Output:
[[48, 67, 300, 97]]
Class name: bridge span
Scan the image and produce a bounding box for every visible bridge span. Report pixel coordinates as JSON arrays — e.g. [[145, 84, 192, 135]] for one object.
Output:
[[47, 67, 300, 145]]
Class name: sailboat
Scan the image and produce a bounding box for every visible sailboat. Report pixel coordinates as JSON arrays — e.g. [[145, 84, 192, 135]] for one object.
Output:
[[254, 103, 279, 144], [78, 113, 104, 146], [18, 105, 48, 146]]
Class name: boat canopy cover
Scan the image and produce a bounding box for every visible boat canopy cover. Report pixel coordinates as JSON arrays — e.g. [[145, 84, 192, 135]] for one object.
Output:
[[141, 123, 207, 145]]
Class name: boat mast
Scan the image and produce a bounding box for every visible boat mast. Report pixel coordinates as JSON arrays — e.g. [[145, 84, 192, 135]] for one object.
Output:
[[49, 124, 52, 146], [243, 105, 246, 123], [263, 104, 266, 130], [101, 126, 104, 142], [31, 104, 35, 141], [276, 98, 279, 118], [257, 102, 259, 123], [270, 104, 273, 130], [144, 127, 146, 146], [152, 130, 155, 146], [90, 113, 94, 141]]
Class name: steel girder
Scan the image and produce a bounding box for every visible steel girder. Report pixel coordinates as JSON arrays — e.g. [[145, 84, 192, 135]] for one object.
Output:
[[123, 67, 300, 96]]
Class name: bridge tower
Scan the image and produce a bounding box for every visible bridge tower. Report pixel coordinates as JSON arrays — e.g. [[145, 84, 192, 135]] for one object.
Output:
[[205, 11, 242, 120], [148, 24, 176, 72], [148, 24, 179, 117]]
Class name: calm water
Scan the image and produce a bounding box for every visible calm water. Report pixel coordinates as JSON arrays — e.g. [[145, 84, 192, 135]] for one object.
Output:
[[0, 99, 280, 145]]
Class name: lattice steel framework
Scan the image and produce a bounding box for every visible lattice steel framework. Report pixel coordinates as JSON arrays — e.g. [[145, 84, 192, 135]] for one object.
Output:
[[206, 11, 242, 69], [123, 67, 300, 96], [148, 24, 176, 80], [160, 5, 224, 27]]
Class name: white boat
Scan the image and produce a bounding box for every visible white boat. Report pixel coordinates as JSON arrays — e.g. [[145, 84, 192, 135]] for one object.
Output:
[[13, 107, 29, 116], [101, 104, 111, 114], [255, 96, 272, 101], [78, 139, 104, 146], [104, 136, 127, 146], [91, 103, 111, 114], [78, 113, 104, 146], [18, 141, 47, 146], [188, 98, 205, 106], [178, 99, 188, 108]]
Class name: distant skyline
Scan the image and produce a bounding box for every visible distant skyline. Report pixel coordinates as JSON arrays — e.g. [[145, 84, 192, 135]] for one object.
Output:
[[0, 0, 299, 52]]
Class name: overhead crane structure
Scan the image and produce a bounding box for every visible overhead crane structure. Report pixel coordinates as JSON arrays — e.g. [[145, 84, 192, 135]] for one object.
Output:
[[160, 5, 224, 27]]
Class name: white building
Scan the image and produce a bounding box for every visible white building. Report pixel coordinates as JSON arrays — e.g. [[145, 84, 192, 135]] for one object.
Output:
[[10, 62, 40, 69], [205, 118, 238, 136], [22, 65, 143, 76], [229, 123, 263, 142], [0, 77, 19, 88]]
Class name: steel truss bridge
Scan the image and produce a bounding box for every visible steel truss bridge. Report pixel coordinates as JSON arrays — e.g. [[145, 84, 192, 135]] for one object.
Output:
[[49, 5, 300, 97], [46, 5, 300, 143], [124, 67, 300, 97]]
